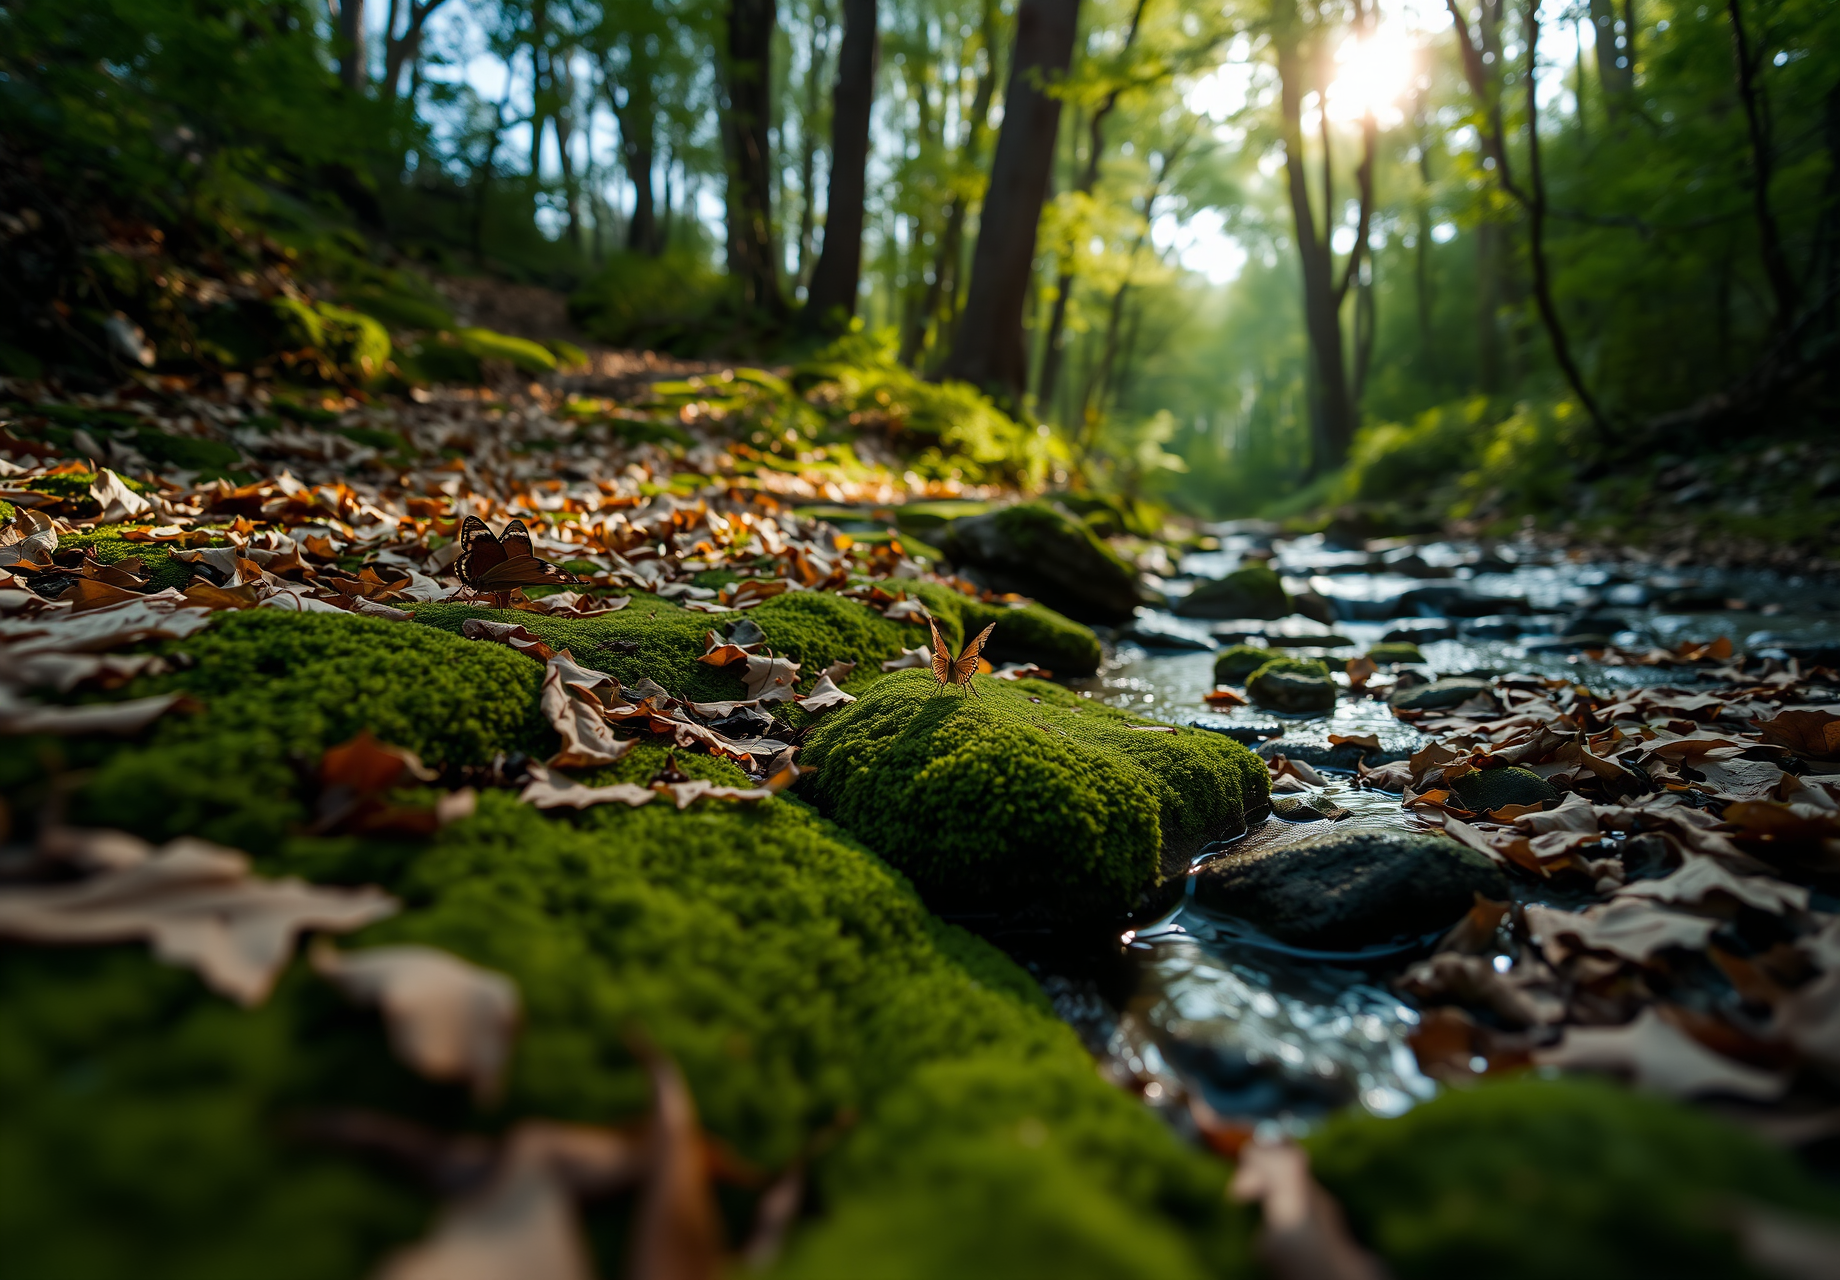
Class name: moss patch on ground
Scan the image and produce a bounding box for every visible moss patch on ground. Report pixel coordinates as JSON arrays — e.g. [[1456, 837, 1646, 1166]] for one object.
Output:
[[55, 526, 234, 591], [798, 670, 1270, 921], [1308, 1075, 1840, 1280]]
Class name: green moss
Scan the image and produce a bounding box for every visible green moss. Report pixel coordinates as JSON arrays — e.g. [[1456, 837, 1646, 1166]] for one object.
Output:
[[1364, 642, 1425, 665], [56, 526, 232, 591], [1309, 1075, 1840, 1280], [1245, 658, 1337, 715], [1213, 644, 1278, 683], [1447, 766, 1559, 813], [77, 611, 547, 849], [798, 670, 1269, 920], [458, 327, 557, 375], [0, 498, 15, 524], [1250, 657, 1330, 680]]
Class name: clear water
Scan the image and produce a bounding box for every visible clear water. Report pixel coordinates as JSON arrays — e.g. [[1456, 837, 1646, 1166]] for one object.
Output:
[[1043, 531, 1840, 1130]]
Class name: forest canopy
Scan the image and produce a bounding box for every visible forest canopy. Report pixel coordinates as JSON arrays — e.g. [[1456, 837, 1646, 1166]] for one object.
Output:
[[2, 0, 1835, 527]]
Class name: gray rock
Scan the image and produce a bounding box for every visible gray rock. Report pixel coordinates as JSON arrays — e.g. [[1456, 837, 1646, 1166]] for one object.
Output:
[[1117, 613, 1217, 651], [1174, 566, 1292, 620], [1192, 829, 1509, 951], [1247, 664, 1337, 714], [1388, 677, 1492, 711], [1383, 621, 1456, 643], [940, 502, 1141, 624]]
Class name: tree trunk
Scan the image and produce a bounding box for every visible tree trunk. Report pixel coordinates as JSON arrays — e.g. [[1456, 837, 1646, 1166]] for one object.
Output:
[[384, 0, 452, 100], [1275, 23, 1355, 473], [339, 0, 366, 89], [724, 0, 785, 315], [618, 84, 659, 254], [796, 9, 829, 288], [802, 0, 878, 332], [917, 0, 1001, 368], [944, 0, 1081, 405], [1726, 0, 1799, 331], [1588, 0, 1633, 117]]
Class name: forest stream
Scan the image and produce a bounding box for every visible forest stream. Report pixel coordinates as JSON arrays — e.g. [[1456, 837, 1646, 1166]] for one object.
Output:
[[1033, 528, 1840, 1137]]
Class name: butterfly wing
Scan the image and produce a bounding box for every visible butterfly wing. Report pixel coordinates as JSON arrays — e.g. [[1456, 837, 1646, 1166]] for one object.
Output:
[[455, 516, 506, 588], [926, 617, 953, 684], [952, 623, 997, 685], [498, 519, 536, 559], [475, 556, 577, 589]]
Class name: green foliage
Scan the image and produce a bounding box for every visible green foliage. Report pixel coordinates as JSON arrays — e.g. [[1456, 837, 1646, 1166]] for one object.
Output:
[[457, 327, 557, 374], [568, 249, 726, 347], [1309, 1075, 1840, 1280], [798, 669, 1268, 919]]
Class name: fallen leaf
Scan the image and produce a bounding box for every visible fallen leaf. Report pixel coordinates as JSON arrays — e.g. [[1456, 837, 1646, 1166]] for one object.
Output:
[[541, 650, 636, 768], [1752, 709, 1840, 760], [627, 1037, 725, 1280], [1344, 657, 1377, 691], [1228, 1141, 1388, 1280], [819, 659, 856, 684], [89, 468, 153, 523], [0, 590, 213, 653], [0, 689, 190, 737], [461, 617, 557, 662], [1524, 900, 1718, 964], [1397, 952, 1565, 1027], [1691, 758, 1788, 802], [1534, 1007, 1786, 1100], [519, 766, 657, 810], [1513, 791, 1597, 835], [883, 597, 931, 623], [312, 942, 521, 1103], [1615, 853, 1809, 914], [1731, 1202, 1840, 1280], [65, 578, 145, 611], [991, 663, 1051, 680], [796, 673, 856, 713], [0, 507, 59, 568], [1327, 732, 1382, 751], [0, 837, 396, 1005], [741, 652, 800, 704], [880, 645, 932, 672], [1204, 686, 1249, 707]]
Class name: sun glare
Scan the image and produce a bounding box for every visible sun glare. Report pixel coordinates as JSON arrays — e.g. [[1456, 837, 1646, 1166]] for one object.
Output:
[[1324, 25, 1419, 126]]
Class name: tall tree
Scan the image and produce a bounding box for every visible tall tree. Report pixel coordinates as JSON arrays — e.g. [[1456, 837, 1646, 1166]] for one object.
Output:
[[381, 0, 455, 100], [1726, 0, 1798, 331], [338, 0, 366, 89], [801, 0, 878, 332], [945, 0, 1082, 405], [725, 0, 786, 314]]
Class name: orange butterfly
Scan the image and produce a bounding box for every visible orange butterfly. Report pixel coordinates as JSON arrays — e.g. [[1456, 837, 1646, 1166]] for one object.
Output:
[[455, 517, 577, 592], [927, 617, 997, 696]]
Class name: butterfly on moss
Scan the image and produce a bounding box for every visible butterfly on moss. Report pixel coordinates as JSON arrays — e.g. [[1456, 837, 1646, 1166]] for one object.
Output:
[[455, 516, 577, 592], [927, 617, 997, 696]]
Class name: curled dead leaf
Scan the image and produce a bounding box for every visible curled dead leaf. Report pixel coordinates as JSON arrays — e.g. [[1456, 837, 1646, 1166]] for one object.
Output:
[[1534, 1007, 1786, 1100], [1229, 1141, 1388, 1280]]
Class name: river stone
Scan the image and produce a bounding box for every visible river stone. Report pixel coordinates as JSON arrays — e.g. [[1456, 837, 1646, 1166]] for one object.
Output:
[[1256, 734, 1425, 770], [1364, 642, 1424, 665], [1192, 829, 1509, 950], [1247, 660, 1337, 714], [1448, 766, 1559, 812], [939, 502, 1140, 624], [1215, 643, 1279, 682], [1174, 566, 1292, 620], [1389, 677, 1492, 711]]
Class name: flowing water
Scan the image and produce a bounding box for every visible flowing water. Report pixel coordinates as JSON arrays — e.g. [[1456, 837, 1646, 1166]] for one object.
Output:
[[1037, 527, 1840, 1134]]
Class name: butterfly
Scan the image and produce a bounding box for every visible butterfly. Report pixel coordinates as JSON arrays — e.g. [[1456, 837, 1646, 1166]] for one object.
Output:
[[454, 516, 577, 592], [927, 617, 997, 695]]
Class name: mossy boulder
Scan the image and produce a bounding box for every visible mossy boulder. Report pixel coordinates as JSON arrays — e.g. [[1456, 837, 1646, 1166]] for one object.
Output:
[[1309, 1076, 1840, 1280], [1246, 657, 1337, 715], [1214, 643, 1278, 683], [1365, 642, 1425, 665], [1191, 828, 1507, 950], [799, 670, 1269, 923], [3, 608, 1255, 1277], [1389, 677, 1493, 711], [1448, 766, 1560, 813], [939, 503, 1141, 625], [458, 326, 558, 374], [1174, 566, 1290, 621]]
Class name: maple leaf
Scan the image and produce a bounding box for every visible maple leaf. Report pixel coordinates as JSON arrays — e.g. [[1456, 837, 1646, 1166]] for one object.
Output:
[[1534, 1008, 1786, 1100], [0, 836, 396, 1005], [312, 942, 521, 1103]]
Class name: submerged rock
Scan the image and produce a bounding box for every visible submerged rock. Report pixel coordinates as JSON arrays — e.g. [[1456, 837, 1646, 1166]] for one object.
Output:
[[940, 502, 1141, 625], [1246, 658, 1337, 714], [1256, 733, 1425, 770], [1389, 677, 1492, 711], [799, 669, 1269, 923], [1364, 642, 1424, 666], [1174, 565, 1292, 620], [1192, 829, 1508, 950], [1449, 766, 1559, 812]]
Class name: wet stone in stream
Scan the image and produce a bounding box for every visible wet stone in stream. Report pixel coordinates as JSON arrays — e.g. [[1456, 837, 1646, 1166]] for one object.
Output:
[[1191, 829, 1509, 952]]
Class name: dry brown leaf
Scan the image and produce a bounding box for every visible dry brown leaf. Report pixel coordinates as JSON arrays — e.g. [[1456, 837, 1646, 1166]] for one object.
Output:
[[541, 650, 636, 768], [883, 597, 931, 623], [312, 942, 521, 1102], [1752, 709, 1840, 760], [520, 767, 657, 810], [1327, 732, 1382, 751], [1355, 759, 1413, 791], [629, 1039, 725, 1280], [0, 689, 190, 737], [1691, 758, 1789, 802], [1397, 952, 1565, 1027], [1615, 853, 1809, 915], [1514, 791, 1597, 835], [0, 650, 167, 693], [990, 662, 1051, 680], [90, 467, 154, 522], [1524, 900, 1718, 964], [741, 653, 800, 704], [1534, 1008, 1787, 1100], [461, 617, 557, 662], [1731, 1202, 1840, 1280], [65, 577, 145, 610], [0, 591, 212, 653], [880, 645, 932, 672], [0, 507, 59, 567], [1204, 686, 1249, 707], [0, 837, 396, 1004], [178, 581, 264, 610], [1228, 1141, 1388, 1280]]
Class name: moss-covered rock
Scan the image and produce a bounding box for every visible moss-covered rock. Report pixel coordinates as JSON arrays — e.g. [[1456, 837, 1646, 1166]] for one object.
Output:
[[6, 707, 1255, 1278], [1214, 643, 1279, 683], [939, 503, 1141, 625], [1309, 1075, 1840, 1280], [1174, 566, 1290, 621], [1364, 642, 1425, 665], [798, 670, 1269, 922], [1246, 658, 1337, 715], [1448, 766, 1559, 813]]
